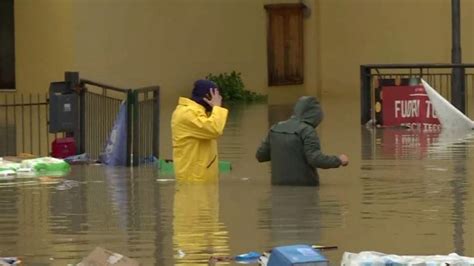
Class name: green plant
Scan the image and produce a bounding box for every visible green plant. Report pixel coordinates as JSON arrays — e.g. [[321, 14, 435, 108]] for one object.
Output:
[[206, 71, 266, 102]]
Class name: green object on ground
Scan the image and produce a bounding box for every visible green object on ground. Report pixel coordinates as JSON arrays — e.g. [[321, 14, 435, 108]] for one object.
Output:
[[0, 159, 21, 177], [21, 157, 71, 176], [0, 160, 21, 172], [157, 159, 232, 174], [218, 160, 232, 172]]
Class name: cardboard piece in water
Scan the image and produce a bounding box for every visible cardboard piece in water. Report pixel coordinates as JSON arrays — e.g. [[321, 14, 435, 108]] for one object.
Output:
[[77, 247, 139, 266]]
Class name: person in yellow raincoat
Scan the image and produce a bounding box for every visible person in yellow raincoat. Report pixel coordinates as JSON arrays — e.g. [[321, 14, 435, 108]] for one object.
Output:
[[171, 79, 228, 181]]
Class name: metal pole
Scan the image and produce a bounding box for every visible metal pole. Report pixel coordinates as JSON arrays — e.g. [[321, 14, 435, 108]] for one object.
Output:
[[126, 90, 133, 166], [132, 91, 139, 166], [79, 83, 86, 154], [65, 71, 80, 91], [451, 0, 465, 113], [360, 66, 371, 125], [152, 88, 160, 160], [64, 71, 82, 151]]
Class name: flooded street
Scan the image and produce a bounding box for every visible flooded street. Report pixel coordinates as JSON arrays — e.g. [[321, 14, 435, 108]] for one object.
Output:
[[0, 96, 473, 265]]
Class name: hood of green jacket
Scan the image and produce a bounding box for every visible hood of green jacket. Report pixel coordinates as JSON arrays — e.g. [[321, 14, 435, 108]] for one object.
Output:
[[293, 96, 323, 128]]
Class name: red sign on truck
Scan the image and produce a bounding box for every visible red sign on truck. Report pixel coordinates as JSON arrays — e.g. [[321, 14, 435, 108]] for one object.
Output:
[[381, 86, 440, 130]]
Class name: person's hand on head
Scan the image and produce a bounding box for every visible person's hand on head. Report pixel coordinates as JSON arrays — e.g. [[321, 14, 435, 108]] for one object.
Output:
[[203, 88, 222, 107], [339, 154, 349, 166]]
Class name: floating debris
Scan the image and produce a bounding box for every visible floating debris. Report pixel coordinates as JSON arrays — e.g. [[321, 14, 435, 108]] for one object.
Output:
[[56, 180, 80, 191]]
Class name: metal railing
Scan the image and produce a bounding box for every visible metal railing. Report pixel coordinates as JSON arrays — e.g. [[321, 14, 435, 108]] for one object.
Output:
[[360, 64, 474, 125], [0, 72, 160, 167], [79, 79, 129, 162], [0, 93, 64, 156], [78, 78, 160, 166], [133, 86, 160, 165]]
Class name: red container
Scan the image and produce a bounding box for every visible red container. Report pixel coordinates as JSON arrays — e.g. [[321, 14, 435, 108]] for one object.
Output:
[[51, 137, 77, 158]]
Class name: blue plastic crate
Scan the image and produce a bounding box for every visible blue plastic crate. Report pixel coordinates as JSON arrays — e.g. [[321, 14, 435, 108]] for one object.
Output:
[[268, 245, 329, 266]]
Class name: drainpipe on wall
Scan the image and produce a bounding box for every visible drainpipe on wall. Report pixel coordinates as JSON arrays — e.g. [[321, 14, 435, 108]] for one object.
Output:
[[451, 0, 465, 113]]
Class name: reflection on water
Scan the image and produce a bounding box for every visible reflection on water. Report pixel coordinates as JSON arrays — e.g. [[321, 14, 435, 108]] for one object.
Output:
[[361, 127, 442, 160], [359, 126, 472, 257], [0, 99, 473, 265], [173, 183, 229, 265]]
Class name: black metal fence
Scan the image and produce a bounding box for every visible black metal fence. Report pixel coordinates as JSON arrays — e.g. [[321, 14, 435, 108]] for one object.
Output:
[[0, 73, 160, 167], [79, 79, 129, 161], [79, 78, 160, 166], [0, 92, 64, 157], [133, 86, 160, 165], [360, 64, 474, 125]]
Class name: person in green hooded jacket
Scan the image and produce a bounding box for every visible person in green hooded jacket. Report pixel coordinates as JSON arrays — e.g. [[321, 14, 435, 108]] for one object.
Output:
[[256, 96, 349, 186]]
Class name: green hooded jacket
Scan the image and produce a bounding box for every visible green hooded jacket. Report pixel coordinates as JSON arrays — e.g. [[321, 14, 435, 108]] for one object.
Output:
[[256, 96, 342, 186]]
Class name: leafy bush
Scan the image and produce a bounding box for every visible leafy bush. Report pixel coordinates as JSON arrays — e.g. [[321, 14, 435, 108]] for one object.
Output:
[[206, 71, 266, 102]]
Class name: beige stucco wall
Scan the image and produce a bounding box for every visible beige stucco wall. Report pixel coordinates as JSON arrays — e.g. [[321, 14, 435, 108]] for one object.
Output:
[[317, 0, 474, 99], [14, 0, 321, 103], [15, 0, 75, 93], [70, 0, 269, 102], [14, 0, 474, 100]]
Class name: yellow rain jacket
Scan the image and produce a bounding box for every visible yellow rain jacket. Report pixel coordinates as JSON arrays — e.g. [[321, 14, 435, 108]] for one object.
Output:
[[171, 97, 228, 181]]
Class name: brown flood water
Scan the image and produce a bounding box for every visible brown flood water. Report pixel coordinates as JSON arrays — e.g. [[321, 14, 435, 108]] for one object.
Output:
[[0, 96, 473, 265]]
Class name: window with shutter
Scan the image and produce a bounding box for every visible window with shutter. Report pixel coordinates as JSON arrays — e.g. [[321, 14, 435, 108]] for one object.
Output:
[[265, 3, 304, 86]]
